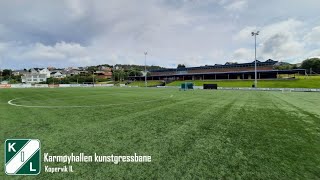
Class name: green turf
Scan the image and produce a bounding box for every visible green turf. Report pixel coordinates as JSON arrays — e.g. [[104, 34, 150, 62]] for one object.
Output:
[[128, 80, 163, 87], [1, 87, 320, 179]]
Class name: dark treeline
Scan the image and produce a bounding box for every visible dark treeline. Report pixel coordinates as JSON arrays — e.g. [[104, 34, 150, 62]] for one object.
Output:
[[301, 58, 320, 74]]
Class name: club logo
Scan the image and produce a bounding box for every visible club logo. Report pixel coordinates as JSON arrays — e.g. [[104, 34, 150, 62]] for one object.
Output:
[[5, 139, 41, 175]]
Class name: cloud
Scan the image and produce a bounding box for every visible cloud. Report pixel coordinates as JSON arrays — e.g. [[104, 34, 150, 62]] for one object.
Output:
[[233, 19, 303, 42], [65, 0, 90, 19], [233, 26, 257, 41], [304, 26, 320, 44], [224, 0, 248, 11], [306, 48, 320, 59], [0, 1, 320, 69], [233, 19, 307, 62], [20, 42, 89, 62], [232, 48, 253, 61], [1, 42, 92, 68], [261, 33, 304, 60]]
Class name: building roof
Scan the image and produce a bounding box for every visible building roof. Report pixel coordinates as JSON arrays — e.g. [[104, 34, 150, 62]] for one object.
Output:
[[32, 68, 45, 71], [130, 69, 305, 78]]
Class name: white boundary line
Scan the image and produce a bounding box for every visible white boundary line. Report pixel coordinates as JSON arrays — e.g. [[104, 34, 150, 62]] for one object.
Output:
[[7, 95, 174, 108], [13, 91, 169, 103]]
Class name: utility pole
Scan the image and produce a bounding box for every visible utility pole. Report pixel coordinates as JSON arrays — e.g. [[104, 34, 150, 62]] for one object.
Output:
[[251, 31, 259, 88], [144, 52, 147, 87]]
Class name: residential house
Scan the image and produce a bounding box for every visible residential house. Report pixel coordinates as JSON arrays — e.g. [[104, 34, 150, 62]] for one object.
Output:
[[21, 68, 50, 83], [21, 73, 47, 83], [12, 70, 28, 76], [64, 67, 87, 76], [51, 71, 66, 78], [94, 67, 112, 79], [39, 68, 51, 78], [29, 68, 51, 78]]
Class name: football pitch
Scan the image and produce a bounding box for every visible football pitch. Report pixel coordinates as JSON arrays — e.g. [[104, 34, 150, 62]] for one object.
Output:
[[1, 87, 320, 179]]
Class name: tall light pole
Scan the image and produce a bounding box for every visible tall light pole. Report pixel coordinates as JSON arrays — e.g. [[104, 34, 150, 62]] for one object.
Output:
[[92, 70, 95, 87], [144, 52, 147, 87], [252, 31, 259, 88], [0, 55, 2, 83], [0, 67, 2, 83], [0, 68, 2, 84]]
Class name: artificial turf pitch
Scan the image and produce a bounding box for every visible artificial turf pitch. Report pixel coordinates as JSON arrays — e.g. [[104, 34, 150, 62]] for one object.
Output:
[[0, 87, 319, 179]]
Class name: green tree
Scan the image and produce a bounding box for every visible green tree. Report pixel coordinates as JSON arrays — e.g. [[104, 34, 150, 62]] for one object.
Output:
[[87, 66, 98, 73], [177, 64, 186, 69], [2, 69, 12, 77], [301, 58, 320, 74], [128, 68, 143, 76], [112, 70, 122, 81]]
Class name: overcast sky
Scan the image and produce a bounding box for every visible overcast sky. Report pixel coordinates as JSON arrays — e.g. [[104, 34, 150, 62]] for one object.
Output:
[[0, 0, 319, 69]]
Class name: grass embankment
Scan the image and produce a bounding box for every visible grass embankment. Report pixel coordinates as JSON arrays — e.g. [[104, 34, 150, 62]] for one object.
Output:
[[167, 76, 320, 88], [128, 80, 163, 87]]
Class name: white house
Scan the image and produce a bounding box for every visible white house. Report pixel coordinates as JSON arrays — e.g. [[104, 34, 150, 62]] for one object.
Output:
[[50, 71, 66, 78], [21, 68, 50, 83], [21, 73, 47, 83], [38, 68, 51, 78]]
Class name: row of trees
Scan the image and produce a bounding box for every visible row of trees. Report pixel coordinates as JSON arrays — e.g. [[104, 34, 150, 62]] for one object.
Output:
[[113, 64, 165, 71], [0, 69, 22, 83], [273, 58, 320, 74], [112, 68, 144, 81], [274, 63, 298, 70], [45, 75, 102, 84]]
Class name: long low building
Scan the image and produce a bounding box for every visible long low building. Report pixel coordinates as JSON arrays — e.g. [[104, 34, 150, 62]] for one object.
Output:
[[129, 59, 306, 81]]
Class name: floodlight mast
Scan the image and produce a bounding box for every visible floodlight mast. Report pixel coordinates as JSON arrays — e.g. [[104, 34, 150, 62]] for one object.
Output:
[[92, 70, 95, 87], [144, 52, 147, 87], [252, 31, 259, 88], [0, 56, 2, 83]]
